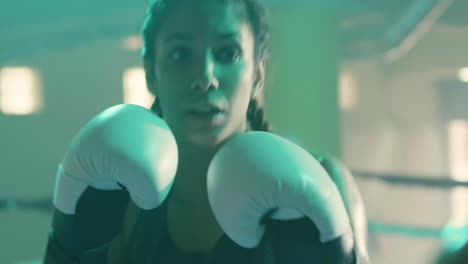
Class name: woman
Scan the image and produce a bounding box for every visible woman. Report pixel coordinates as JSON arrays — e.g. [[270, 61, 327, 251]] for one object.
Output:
[[44, 0, 370, 263]]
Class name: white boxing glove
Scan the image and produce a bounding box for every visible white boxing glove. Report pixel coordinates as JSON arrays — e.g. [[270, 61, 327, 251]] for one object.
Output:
[[207, 131, 352, 249], [53, 104, 178, 215]]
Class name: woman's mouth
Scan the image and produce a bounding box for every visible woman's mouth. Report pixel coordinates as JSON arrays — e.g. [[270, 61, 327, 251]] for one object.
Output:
[[185, 109, 226, 127]]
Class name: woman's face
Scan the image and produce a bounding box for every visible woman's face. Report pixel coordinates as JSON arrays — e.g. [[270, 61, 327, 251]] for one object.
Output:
[[152, 0, 262, 147]]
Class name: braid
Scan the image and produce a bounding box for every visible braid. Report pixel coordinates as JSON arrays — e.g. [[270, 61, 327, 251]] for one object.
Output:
[[150, 97, 164, 118], [247, 98, 272, 132]]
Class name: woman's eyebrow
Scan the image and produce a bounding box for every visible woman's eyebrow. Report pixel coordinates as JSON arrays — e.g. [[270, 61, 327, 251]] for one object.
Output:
[[163, 32, 240, 44], [216, 32, 241, 40], [164, 33, 195, 43]]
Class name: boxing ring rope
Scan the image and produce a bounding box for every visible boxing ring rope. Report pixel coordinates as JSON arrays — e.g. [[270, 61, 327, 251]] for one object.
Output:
[[353, 171, 468, 189]]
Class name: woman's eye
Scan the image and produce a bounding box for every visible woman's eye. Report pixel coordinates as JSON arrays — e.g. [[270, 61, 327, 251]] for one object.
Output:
[[169, 47, 191, 62], [217, 46, 242, 63]]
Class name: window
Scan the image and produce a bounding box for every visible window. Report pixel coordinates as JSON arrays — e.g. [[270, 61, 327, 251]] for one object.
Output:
[[123, 67, 154, 109], [447, 119, 468, 227], [0, 67, 43, 115], [339, 71, 357, 111]]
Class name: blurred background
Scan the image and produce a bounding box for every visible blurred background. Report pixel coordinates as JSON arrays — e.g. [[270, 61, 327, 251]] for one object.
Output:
[[1, 0, 467, 263]]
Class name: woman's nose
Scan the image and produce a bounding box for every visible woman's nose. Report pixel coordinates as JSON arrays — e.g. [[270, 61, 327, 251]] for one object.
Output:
[[190, 53, 219, 93], [190, 78, 219, 93]]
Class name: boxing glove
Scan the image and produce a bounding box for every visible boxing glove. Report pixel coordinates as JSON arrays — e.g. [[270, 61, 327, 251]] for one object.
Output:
[[207, 131, 354, 262], [45, 104, 178, 263]]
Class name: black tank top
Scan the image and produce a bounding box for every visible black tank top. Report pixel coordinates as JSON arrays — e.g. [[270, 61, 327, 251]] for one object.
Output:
[[125, 188, 353, 264], [155, 229, 276, 264], [126, 192, 269, 264], [152, 198, 268, 264], [153, 210, 355, 264]]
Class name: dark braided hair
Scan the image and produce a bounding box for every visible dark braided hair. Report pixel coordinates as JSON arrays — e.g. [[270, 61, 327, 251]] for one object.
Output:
[[246, 98, 272, 131], [143, 0, 273, 133]]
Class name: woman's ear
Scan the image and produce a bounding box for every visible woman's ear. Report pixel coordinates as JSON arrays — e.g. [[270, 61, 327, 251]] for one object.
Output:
[[251, 59, 265, 98]]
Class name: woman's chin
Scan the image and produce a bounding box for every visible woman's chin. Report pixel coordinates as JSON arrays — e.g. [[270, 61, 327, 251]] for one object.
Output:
[[185, 131, 225, 147], [172, 120, 246, 148]]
